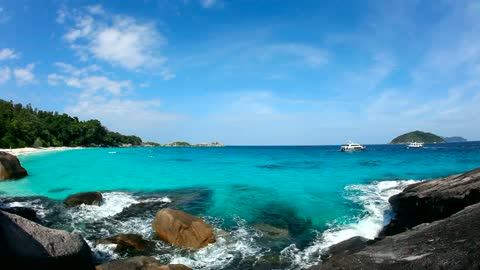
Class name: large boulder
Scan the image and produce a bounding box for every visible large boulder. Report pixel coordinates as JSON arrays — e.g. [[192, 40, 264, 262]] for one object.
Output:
[[384, 168, 480, 235], [0, 206, 38, 222], [0, 151, 28, 180], [314, 202, 480, 270], [95, 256, 191, 270], [152, 208, 215, 249], [98, 234, 153, 253], [0, 210, 94, 269], [64, 191, 103, 207]]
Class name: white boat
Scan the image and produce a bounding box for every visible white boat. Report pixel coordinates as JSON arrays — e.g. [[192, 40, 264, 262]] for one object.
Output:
[[340, 142, 366, 152], [407, 142, 424, 148]]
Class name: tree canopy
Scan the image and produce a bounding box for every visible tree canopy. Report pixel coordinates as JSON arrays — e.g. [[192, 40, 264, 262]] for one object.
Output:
[[390, 130, 445, 144], [0, 99, 142, 148]]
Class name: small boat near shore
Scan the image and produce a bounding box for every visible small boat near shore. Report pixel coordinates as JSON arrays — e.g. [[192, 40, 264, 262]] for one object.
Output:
[[340, 142, 366, 152], [407, 142, 424, 149]]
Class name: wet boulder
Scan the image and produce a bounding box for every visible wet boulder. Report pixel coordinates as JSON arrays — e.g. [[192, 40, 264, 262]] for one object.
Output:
[[64, 191, 103, 207], [0, 151, 28, 180], [0, 210, 94, 269], [0, 206, 38, 222], [320, 236, 370, 260], [95, 256, 191, 270], [152, 208, 215, 249], [384, 167, 480, 235], [98, 233, 153, 253]]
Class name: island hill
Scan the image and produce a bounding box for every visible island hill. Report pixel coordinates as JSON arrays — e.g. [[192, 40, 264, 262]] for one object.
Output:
[[390, 130, 468, 144], [143, 141, 225, 147]]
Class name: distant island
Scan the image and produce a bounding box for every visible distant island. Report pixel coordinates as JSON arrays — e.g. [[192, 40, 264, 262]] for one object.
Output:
[[442, 136, 468, 143], [0, 99, 142, 148], [390, 131, 445, 144], [143, 141, 225, 147]]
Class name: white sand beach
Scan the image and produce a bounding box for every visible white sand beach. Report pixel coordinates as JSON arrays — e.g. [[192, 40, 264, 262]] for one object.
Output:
[[0, 146, 83, 156]]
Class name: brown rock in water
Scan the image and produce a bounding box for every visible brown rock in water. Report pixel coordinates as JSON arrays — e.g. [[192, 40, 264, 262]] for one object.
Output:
[[152, 208, 215, 249], [95, 256, 191, 270], [313, 202, 480, 270], [98, 233, 152, 253], [64, 191, 103, 207], [0, 151, 28, 180], [0, 210, 94, 269], [383, 167, 480, 235], [254, 223, 290, 239]]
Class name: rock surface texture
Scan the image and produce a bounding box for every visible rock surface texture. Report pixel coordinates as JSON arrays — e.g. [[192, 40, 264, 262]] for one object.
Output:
[[384, 168, 480, 235], [0, 210, 94, 269], [98, 233, 152, 253], [64, 191, 103, 207], [152, 208, 215, 249], [95, 256, 191, 270], [0, 151, 28, 180]]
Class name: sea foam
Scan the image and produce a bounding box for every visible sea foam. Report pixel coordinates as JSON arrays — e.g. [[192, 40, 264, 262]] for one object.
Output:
[[280, 179, 418, 269]]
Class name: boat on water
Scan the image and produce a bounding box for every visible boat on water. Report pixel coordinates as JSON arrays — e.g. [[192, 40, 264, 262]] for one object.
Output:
[[407, 142, 424, 148], [340, 142, 366, 152]]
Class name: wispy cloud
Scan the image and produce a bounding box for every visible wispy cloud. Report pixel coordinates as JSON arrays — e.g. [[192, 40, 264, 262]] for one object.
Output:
[[58, 5, 173, 78], [200, 0, 218, 8], [13, 63, 36, 86], [0, 48, 19, 60], [0, 67, 10, 84], [0, 7, 11, 23]]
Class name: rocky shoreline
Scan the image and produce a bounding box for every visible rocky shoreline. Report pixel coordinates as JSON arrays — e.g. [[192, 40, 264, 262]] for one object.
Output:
[[313, 167, 480, 269]]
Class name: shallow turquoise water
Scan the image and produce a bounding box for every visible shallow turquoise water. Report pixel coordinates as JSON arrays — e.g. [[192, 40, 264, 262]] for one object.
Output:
[[1, 143, 480, 269]]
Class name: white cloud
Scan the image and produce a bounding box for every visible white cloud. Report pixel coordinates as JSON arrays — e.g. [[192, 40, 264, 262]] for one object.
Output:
[[60, 5, 172, 77], [13, 63, 36, 86], [0, 7, 11, 23], [0, 66, 10, 84], [258, 43, 329, 67], [56, 5, 68, 24], [0, 48, 19, 60]]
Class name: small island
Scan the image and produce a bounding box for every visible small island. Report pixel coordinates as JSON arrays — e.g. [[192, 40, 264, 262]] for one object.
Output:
[[443, 136, 468, 143], [143, 141, 225, 147], [390, 131, 445, 144]]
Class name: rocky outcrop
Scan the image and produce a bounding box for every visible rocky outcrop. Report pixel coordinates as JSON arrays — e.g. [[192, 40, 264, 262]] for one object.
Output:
[[319, 236, 370, 261], [0, 206, 38, 222], [0, 151, 28, 180], [95, 256, 191, 270], [383, 168, 480, 235], [0, 210, 94, 269], [152, 208, 215, 249], [64, 191, 103, 207], [98, 234, 153, 253], [315, 203, 480, 270]]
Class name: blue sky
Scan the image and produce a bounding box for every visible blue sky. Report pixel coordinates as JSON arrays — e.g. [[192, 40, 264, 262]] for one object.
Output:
[[0, 0, 479, 145]]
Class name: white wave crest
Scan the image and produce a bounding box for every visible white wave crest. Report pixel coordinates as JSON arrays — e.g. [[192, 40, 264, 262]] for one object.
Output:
[[281, 179, 418, 269]]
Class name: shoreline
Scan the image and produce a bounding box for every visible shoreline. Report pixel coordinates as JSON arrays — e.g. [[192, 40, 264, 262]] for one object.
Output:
[[0, 146, 84, 156]]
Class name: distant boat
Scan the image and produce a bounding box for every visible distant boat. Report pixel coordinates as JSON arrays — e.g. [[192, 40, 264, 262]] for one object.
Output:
[[407, 142, 424, 149], [340, 142, 366, 152]]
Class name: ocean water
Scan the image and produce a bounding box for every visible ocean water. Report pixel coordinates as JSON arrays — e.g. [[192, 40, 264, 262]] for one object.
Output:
[[1, 142, 480, 269]]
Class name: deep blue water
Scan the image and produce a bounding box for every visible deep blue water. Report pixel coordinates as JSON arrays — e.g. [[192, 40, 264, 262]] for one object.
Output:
[[1, 142, 479, 269]]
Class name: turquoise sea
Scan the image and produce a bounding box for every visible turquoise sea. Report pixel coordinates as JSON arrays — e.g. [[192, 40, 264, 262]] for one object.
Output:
[[1, 142, 480, 269]]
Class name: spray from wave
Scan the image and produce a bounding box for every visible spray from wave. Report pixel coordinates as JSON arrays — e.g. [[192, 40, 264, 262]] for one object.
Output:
[[281, 179, 418, 269]]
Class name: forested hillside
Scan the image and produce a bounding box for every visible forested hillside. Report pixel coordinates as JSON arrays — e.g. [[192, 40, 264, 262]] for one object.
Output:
[[0, 99, 142, 148]]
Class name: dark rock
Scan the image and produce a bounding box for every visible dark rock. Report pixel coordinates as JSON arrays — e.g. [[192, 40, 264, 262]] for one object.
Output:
[[0, 210, 94, 269], [0, 151, 28, 180], [64, 191, 103, 207], [384, 168, 480, 235], [254, 223, 290, 239], [0, 206, 38, 222], [152, 208, 215, 249], [95, 256, 191, 270], [98, 234, 153, 253], [320, 236, 370, 260], [315, 202, 480, 270]]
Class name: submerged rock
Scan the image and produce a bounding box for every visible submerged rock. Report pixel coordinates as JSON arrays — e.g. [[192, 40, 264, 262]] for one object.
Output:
[[0, 151, 28, 180], [95, 256, 191, 270], [0, 210, 94, 269], [254, 223, 290, 239], [0, 206, 38, 222], [384, 167, 480, 235], [98, 234, 153, 253], [64, 191, 103, 207], [152, 208, 215, 249], [315, 202, 480, 270]]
